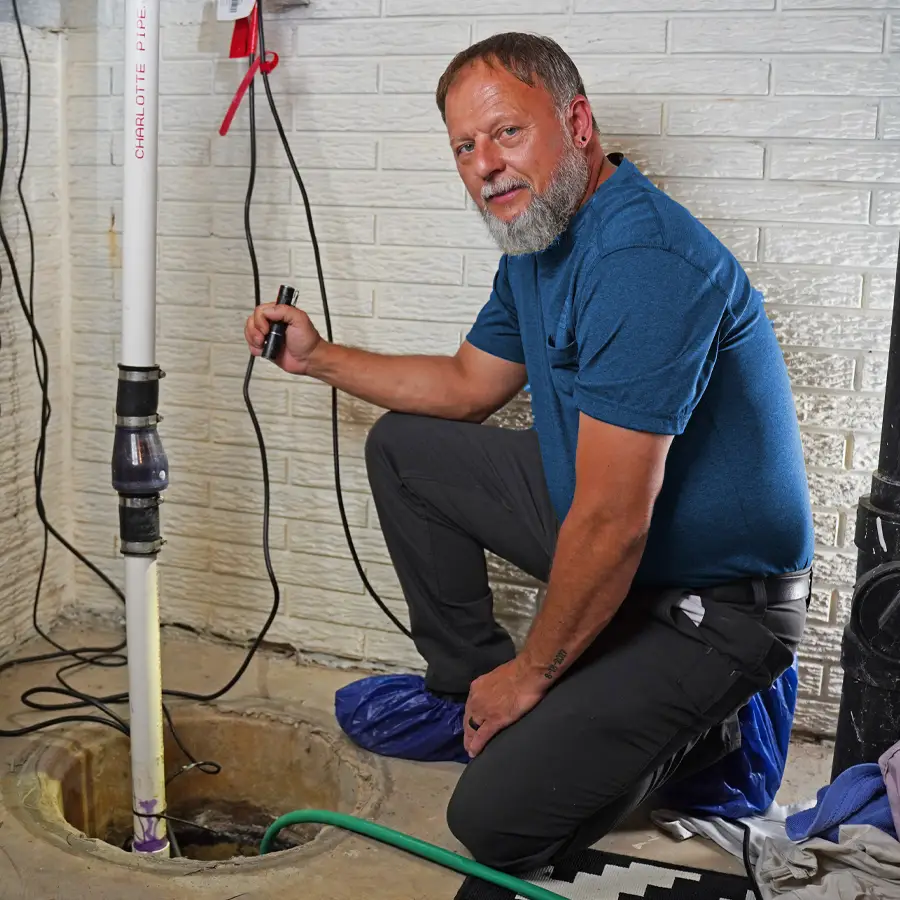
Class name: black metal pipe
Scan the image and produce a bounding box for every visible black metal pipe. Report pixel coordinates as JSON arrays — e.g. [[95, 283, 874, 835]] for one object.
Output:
[[871, 245, 900, 511], [832, 237, 900, 779]]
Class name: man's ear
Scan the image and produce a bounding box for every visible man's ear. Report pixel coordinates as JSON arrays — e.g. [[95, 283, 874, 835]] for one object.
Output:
[[568, 95, 594, 146]]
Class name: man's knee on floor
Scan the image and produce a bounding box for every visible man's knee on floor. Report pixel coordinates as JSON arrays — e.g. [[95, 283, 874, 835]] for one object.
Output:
[[446, 777, 548, 874]]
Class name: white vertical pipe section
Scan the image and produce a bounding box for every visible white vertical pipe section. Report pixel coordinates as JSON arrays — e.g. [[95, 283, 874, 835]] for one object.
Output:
[[123, 0, 159, 366], [123, 0, 168, 857], [125, 557, 169, 855]]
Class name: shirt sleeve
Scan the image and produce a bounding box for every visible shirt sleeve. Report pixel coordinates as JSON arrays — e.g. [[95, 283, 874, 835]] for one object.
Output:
[[572, 248, 729, 435], [465, 255, 526, 365]]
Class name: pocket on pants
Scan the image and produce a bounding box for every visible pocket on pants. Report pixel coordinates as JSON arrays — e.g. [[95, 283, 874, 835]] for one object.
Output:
[[674, 638, 749, 722], [656, 590, 794, 723]]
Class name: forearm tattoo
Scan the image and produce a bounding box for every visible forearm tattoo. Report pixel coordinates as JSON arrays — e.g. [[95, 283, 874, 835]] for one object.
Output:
[[544, 649, 567, 681]]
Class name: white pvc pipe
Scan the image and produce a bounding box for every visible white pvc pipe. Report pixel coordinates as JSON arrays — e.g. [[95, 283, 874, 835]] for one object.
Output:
[[125, 557, 169, 855], [122, 0, 160, 367], [122, 0, 168, 857]]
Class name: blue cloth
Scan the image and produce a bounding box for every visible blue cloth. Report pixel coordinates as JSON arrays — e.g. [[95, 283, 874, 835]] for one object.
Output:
[[334, 674, 469, 764], [662, 663, 799, 820], [786, 763, 897, 842], [466, 156, 814, 587]]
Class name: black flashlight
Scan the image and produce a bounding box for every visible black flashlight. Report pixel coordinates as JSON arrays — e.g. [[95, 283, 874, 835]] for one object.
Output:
[[261, 284, 299, 362]]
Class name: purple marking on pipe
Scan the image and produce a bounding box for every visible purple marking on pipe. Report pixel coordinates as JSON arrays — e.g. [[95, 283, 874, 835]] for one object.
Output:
[[133, 798, 167, 853], [133, 834, 169, 854]]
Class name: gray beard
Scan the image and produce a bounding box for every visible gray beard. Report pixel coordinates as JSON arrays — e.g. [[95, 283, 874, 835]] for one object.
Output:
[[478, 144, 590, 256]]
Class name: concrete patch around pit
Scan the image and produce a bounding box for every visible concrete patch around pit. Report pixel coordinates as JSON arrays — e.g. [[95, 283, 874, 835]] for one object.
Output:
[[2, 699, 389, 875]]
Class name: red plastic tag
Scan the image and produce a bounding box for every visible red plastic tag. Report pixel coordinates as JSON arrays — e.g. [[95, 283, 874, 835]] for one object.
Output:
[[229, 4, 258, 59], [219, 50, 279, 136]]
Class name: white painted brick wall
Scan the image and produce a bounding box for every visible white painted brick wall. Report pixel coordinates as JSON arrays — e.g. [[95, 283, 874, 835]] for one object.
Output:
[[61, 0, 900, 736], [0, 17, 70, 661], [670, 14, 884, 53]]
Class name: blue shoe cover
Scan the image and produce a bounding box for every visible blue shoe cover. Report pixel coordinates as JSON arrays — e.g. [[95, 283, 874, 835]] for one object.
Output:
[[661, 663, 799, 819], [335, 673, 469, 764]]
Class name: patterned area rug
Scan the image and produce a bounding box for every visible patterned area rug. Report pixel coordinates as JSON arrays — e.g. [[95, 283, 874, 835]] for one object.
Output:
[[455, 847, 755, 900]]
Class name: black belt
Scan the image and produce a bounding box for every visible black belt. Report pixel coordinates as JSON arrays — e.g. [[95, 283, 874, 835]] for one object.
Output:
[[694, 567, 812, 654], [766, 567, 814, 605], [699, 567, 812, 609]]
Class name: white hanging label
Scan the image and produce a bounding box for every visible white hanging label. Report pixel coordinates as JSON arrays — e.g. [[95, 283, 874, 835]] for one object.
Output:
[[217, 0, 256, 21]]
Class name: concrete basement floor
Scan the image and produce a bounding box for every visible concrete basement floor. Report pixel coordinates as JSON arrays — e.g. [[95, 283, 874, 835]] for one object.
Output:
[[0, 623, 834, 900]]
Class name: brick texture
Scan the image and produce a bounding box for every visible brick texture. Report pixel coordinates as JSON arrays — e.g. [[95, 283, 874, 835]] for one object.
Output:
[[0, 19, 70, 662], [36, 0, 894, 739]]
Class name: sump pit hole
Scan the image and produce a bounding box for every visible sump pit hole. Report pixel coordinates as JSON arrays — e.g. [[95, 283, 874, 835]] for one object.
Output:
[[54, 710, 365, 862]]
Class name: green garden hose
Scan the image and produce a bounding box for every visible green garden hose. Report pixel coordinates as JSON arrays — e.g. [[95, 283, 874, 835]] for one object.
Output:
[[261, 810, 566, 900]]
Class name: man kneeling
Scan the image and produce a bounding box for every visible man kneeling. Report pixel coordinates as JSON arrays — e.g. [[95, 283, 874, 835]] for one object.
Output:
[[244, 32, 813, 874]]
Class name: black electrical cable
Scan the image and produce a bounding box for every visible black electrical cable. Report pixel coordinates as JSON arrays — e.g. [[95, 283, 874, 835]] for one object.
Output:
[[739, 823, 764, 900], [2, 0, 127, 696], [255, 5, 412, 640], [0, 1, 132, 738]]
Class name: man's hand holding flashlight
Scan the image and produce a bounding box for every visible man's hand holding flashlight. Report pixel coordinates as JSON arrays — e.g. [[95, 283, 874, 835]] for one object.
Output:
[[244, 303, 323, 376]]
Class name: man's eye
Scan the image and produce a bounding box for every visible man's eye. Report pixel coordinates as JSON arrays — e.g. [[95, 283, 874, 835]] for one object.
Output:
[[456, 142, 474, 156], [503, 127, 519, 137]]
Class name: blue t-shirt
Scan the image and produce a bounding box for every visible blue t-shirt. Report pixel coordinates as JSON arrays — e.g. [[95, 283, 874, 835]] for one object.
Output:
[[467, 156, 814, 587]]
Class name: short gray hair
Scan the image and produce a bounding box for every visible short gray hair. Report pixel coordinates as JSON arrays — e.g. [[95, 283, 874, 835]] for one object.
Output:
[[435, 32, 599, 131]]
